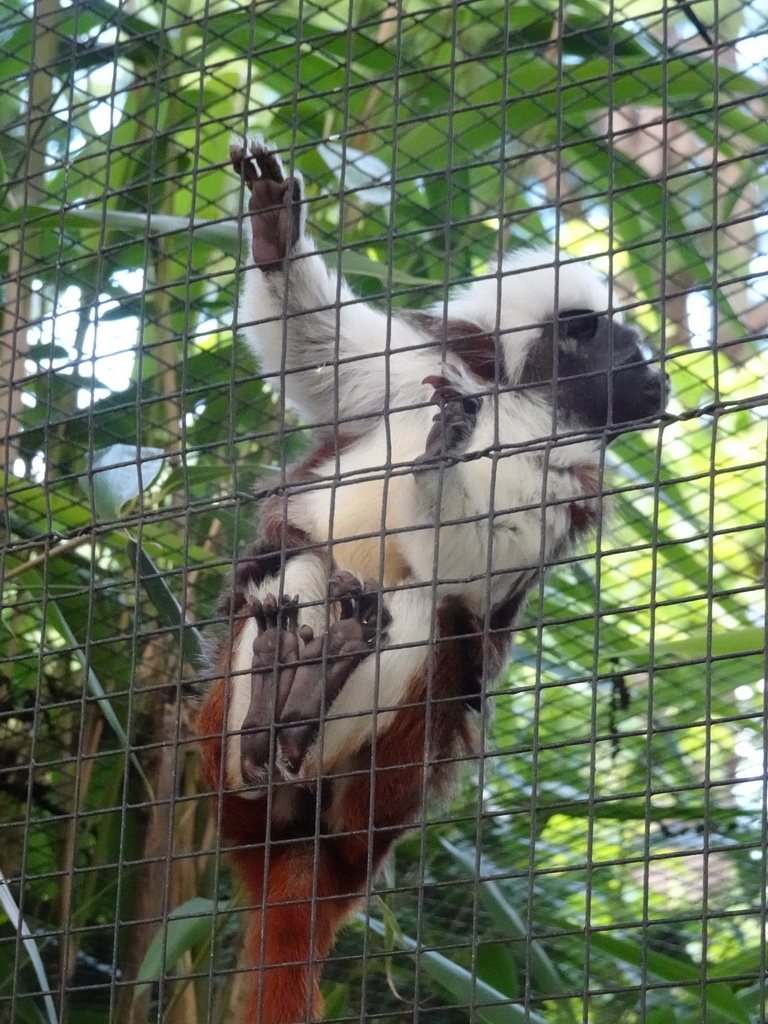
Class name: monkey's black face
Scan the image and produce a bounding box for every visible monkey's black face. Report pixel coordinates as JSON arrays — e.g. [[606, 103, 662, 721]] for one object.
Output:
[[521, 310, 668, 437]]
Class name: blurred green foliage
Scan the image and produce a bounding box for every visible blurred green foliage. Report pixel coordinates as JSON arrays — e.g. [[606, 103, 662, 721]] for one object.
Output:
[[1, 1, 766, 1022]]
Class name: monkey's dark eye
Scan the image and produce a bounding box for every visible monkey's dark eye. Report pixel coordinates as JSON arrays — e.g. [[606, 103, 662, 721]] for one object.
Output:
[[559, 310, 599, 344]]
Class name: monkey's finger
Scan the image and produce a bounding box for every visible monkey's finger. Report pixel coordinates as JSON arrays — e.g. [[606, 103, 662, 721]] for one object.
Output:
[[248, 599, 267, 634], [329, 571, 362, 619], [279, 594, 298, 633], [262, 592, 278, 627]]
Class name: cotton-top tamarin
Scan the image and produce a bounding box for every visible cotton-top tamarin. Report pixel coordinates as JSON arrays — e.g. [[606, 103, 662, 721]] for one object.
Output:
[[197, 140, 668, 1024]]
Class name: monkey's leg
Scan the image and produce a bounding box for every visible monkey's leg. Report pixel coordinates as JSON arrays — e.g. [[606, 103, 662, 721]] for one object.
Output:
[[239, 568, 394, 1024], [322, 613, 479, 890], [230, 139, 302, 269]]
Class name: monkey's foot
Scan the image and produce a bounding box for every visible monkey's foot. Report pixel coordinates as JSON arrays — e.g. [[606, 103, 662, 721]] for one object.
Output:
[[239, 593, 312, 783], [239, 579, 390, 781], [416, 376, 482, 470], [278, 574, 391, 772], [230, 138, 303, 269], [327, 571, 392, 644]]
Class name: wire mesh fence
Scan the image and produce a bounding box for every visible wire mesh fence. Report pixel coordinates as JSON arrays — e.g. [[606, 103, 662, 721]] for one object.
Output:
[[1, 1, 767, 1022]]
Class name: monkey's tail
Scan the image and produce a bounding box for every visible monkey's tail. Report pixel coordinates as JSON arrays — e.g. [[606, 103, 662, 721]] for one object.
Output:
[[237, 845, 354, 1024], [196, 676, 361, 1021]]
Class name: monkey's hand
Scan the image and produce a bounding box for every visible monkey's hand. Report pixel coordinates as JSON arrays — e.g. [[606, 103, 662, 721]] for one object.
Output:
[[230, 139, 303, 270], [415, 376, 482, 472], [240, 575, 390, 783]]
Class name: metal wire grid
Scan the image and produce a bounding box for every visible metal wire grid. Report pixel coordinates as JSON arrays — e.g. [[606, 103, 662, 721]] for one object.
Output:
[[1, 0, 766, 1021]]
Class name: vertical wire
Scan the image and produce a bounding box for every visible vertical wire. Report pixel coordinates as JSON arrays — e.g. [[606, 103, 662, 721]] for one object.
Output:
[[306, 3, 358, 1016], [153, 0, 216, 1015], [12, 4, 61, 1020], [44, 2, 86, 1018], [411, 5, 461, 1013], [700, 6, 722, 1019], [86, 7, 127, 1017], [535, 0, 566, 1017], [358, 4, 405, 1018], [638, 2, 671, 1020], [758, 411, 768, 1024], [217, 8, 261, 1016], [469, 2, 515, 1019], [201, 2, 257, 1017], [5, 1, 768, 1021], [585, 0, 616, 1020], [252, 6, 310, 1014]]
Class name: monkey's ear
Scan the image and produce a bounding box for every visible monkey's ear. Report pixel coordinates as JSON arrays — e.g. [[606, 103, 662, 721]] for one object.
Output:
[[558, 310, 599, 344]]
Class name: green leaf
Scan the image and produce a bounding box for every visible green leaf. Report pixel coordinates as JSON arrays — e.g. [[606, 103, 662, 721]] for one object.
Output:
[[587, 932, 752, 1024], [321, 982, 351, 1017], [364, 916, 548, 1023], [45, 601, 154, 798], [440, 840, 572, 1007], [475, 942, 521, 1000], [3, 473, 92, 533], [622, 625, 765, 667], [134, 897, 221, 991], [399, 57, 768, 171], [127, 540, 205, 672], [0, 870, 57, 1024], [87, 445, 164, 520]]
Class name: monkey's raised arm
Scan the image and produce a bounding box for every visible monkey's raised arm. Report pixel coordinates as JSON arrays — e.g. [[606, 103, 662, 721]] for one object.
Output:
[[232, 140, 435, 432]]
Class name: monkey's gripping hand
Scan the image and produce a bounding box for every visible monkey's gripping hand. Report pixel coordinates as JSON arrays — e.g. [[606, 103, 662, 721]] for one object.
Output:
[[230, 139, 304, 270], [415, 376, 483, 472], [239, 573, 391, 784]]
